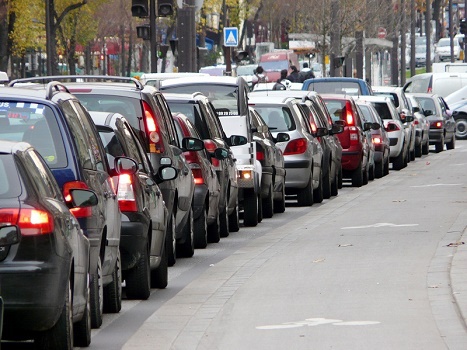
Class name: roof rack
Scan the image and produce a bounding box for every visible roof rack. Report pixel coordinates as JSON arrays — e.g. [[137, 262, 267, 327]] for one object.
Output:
[[9, 75, 144, 90], [46, 81, 70, 100]]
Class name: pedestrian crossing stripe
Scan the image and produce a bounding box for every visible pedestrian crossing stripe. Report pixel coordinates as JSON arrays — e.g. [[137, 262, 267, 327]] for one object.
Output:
[[224, 27, 238, 47]]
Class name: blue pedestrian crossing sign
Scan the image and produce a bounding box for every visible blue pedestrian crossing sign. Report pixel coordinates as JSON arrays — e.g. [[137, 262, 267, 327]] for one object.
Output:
[[224, 27, 239, 47]]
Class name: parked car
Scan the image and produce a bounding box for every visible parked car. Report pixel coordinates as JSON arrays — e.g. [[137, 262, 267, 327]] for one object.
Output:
[[358, 95, 409, 170], [410, 93, 456, 152], [248, 106, 287, 215], [172, 112, 228, 248], [162, 92, 242, 240], [403, 72, 467, 97], [447, 99, 467, 140], [372, 86, 416, 161], [89, 111, 179, 300], [302, 77, 374, 96], [14, 75, 196, 268], [160, 76, 262, 227], [4, 82, 125, 328], [355, 99, 391, 178], [435, 37, 461, 62], [406, 94, 430, 156], [0, 140, 97, 349], [248, 95, 323, 206]]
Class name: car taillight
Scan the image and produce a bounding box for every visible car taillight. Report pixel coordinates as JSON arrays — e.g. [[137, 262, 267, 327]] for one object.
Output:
[[413, 119, 419, 125], [256, 150, 265, 161], [204, 139, 220, 167], [346, 111, 355, 126], [0, 208, 54, 236], [117, 174, 137, 212], [372, 135, 382, 145], [63, 181, 92, 218], [309, 115, 317, 133], [143, 101, 165, 154], [430, 121, 443, 129], [386, 122, 400, 132], [284, 138, 307, 155], [190, 164, 204, 185]]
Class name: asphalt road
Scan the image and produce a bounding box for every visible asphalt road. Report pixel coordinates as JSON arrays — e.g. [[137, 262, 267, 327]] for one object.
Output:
[[4, 142, 467, 349]]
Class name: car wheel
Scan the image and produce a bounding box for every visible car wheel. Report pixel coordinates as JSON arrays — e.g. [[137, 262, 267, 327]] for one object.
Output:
[[313, 168, 324, 203], [166, 211, 176, 266], [151, 241, 168, 289], [331, 169, 338, 197], [410, 146, 416, 161], [375, 161, 384, 179], [368, 162, 375, 181], [195, 206, 209, 248], [435, 135, 444, 153], [125, 241, 150, 300], [338, 165, 343, 189], [384, 155, 390, 176], [415, 141, 422, 157], [243, 189, 259, 226], [262, 183, 274, 218], [274, 179, 286, 213], [36, 280, 73, 350], [297, 171, 314, 206], [90, 257, 103, 329], [322, 163, 332, 199], [73, 273, 91, 347], [352, 161, 364, 187], [228, 195, 240, 232], [177, 207, 195, 258], [392, 148, 405, 171], [422, 141, 430, 155], [257, 191, 263, 223], [446, 135, 456, 150], [362, 162, 369, 186], [455, 116, 467, 139], [219, 195, 230, 238], [103, 249, 122, 313]]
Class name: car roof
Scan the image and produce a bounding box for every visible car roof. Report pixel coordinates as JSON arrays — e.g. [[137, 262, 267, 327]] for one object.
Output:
[[372, 86, 402, 92], [248, 95, 298, 105], [160, 75, 239, 88], [0, 140, 32, 154], [356, 95, 392, 103], [320, 93, 355, 100], [162, 92, 207, 102], [406, 92, 438, 98]]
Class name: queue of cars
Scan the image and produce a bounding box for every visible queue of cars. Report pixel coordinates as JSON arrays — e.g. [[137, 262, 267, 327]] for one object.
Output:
[[0, 74, 456, 349]]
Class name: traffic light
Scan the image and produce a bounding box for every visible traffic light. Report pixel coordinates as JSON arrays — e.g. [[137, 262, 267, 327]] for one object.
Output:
[[131, 0, 149, 17], [158, 0, 174, 17], [460, 18, 467, 35]]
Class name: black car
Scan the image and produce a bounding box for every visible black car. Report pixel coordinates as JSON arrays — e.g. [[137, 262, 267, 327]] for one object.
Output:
[[3, 82, 129, 328], [89, 111, 180, 299], [0, 140, 97, 349]]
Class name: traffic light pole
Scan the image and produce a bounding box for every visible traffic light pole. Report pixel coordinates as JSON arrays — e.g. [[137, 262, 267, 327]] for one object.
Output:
[[150, 0, 157, 72]]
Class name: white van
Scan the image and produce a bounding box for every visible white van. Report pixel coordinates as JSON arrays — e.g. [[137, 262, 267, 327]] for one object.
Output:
[[403, 72, 467, 97]]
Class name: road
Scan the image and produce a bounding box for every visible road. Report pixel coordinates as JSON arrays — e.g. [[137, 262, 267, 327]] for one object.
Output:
[[5, 143, 467, 349]]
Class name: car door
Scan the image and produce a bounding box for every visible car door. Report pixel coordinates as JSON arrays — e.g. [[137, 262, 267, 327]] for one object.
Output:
[[439, 96, 456, 137]]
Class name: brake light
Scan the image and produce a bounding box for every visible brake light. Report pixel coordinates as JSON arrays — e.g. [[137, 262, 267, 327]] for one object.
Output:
[[386, 122, 400, 132], [256, 150, 264, 161], [430, 121, 443, 129], [204, 139, 220, 167], [63, 181, 92, 218], [0, 208, 54, 236], [427, 87, 432, 93], [346, 111, 355, 126], [284, 138, 307, 155], [372, 135, 382, 145], [190, 164, 204, 185], [117, 174, 137, 212], [143, 101, 165, 154], [413, 119, 419, 125], [309, 115, 317, 133]]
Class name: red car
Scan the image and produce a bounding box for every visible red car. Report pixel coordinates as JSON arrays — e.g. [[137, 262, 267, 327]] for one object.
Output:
[[322, 94, 374, 187]]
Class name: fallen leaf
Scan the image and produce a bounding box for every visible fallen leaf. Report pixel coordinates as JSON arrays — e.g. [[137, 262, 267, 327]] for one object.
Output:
[[313, 258, 326, 263], [338, 244, 353, 247], [445, 242, 465, 247]]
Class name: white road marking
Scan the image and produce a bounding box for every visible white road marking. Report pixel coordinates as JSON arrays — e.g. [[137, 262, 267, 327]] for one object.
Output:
[[341, 223, 419, 230], [257, 317, 380, 330], [411, 183, 462, 188]]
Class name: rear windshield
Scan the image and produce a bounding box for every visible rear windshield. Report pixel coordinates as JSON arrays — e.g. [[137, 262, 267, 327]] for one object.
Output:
[[259, 60, 289, 71], [415, 97, 436, 112], [306, 81, 361, 95], [161, 84, 239, 116], [372, 102, 393, 120], [374, 92, 399, 108], [0, 102, 67, 168], [252, 106, 295, 132], [405, 76, 430, 93], [0, 154, 21, 198], [167, 102, 210, 139], [324, 100, 347, 122]]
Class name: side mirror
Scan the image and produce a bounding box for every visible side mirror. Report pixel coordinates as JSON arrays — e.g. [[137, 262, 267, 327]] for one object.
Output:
[[155, 166, 178, 184], [227, 135, 248, 146], [363, 122, 373, 131], [331, 123, 344, 134], [385, 122, 399, 132], [371, 122, 381, 130], [214, 148, 229, 160], [274, 132, 290, 143], [412, 106, 420, 113], [315, 127, 328, 137], [405, 115, 414, 122], [182, 137, 205, 151], [334, 119, 346, 127], [160, 157, 172, 166], [424, 109, 433, 117], [115, 157, 138, 175], [67, 189, 98, 208], [0, 225, 20, 246], [256, 125, 269, 133]]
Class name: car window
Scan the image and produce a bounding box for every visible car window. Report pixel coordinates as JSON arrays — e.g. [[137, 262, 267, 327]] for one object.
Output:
[[253, 106, 295, 132], [295, 104, 313, 134], [154, 93, 179, 146], [416, 97, 436, 113], [324, 100, 346, 122], [0, 101, 67, 168], [306, 81, 361, 95], [374, 92, 399, 108], [24, 149, 61, 199], [372, 102, 393, 120], [0, 154, 21, 198], [168, 102, 210, 139]]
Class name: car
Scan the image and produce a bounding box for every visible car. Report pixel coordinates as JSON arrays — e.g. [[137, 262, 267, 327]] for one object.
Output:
[[358, 95, 409, 171], [0, 140, 98, 349], [435, 37, 461, 61], [3, 82, 126, 328], [372, 86, 416, 161], [406, 94, 430, 156], [162, 92, 243, 241], [160, 76, 262, 227], [139, 72, 210, 87], [172, 111, 228, 248], [89, 111, 179, 299], [248, 106, 287, 215], [248, 95, 323, 206], [14, 75, 196, 268], [403, 72, 467, 97], [409, 93, 456, 152], [302, 77, 373, 96], [355, 99, 391, 178], [446, 99, 467, 140]]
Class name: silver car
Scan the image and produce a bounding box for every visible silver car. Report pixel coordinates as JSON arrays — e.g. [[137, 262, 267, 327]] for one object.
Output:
[[249, 95, 324, 206], [406, 94, 430, 156]]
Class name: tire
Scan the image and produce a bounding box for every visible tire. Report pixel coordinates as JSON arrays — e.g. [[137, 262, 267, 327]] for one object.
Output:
[[338, 165, 343, 189], [384, 156, 390, 176], [435, 135, 444, 153], [446, 135, 456, 150], [219, 196, 230, 238], [392, 148, 405, 171], [103, 249, 122, 314], [36, 281, 73, 350], [351, 161, 364, 187], [455, 116, 467, 140], [362, 162, 369, 186], [73, 274, 91, 347], [125, 242, 150, 300], [194, 207, 208, 249], [177, 208, 195, 258], [166, 211, 176, 267], [90, 258, 103, 329], [368, 163, 375, 181], [274, 179, 286, 213], [322, 163, 332, 199], [243, 189, 259, 226], [331, 169, 338, 197], [313, 168, 324, 204], [374, 161, 384, 179], [410, 146, 416, 161], [422, 141, 429, 155], [228, 195, 240, 232], [257, 192, 263, 223], [415, 141, 422, 157], [151, 241, 168, 289], [297, 171, 314, 206], [262, 183, 274, 218]]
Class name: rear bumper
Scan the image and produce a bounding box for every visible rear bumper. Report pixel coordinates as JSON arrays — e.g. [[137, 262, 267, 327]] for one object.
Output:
[[429, 129, 444, 143], [341, 150, 362, 171]]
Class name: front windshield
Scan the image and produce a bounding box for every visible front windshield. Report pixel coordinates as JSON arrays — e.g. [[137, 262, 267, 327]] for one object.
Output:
[[438, 40, 450, 47]]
